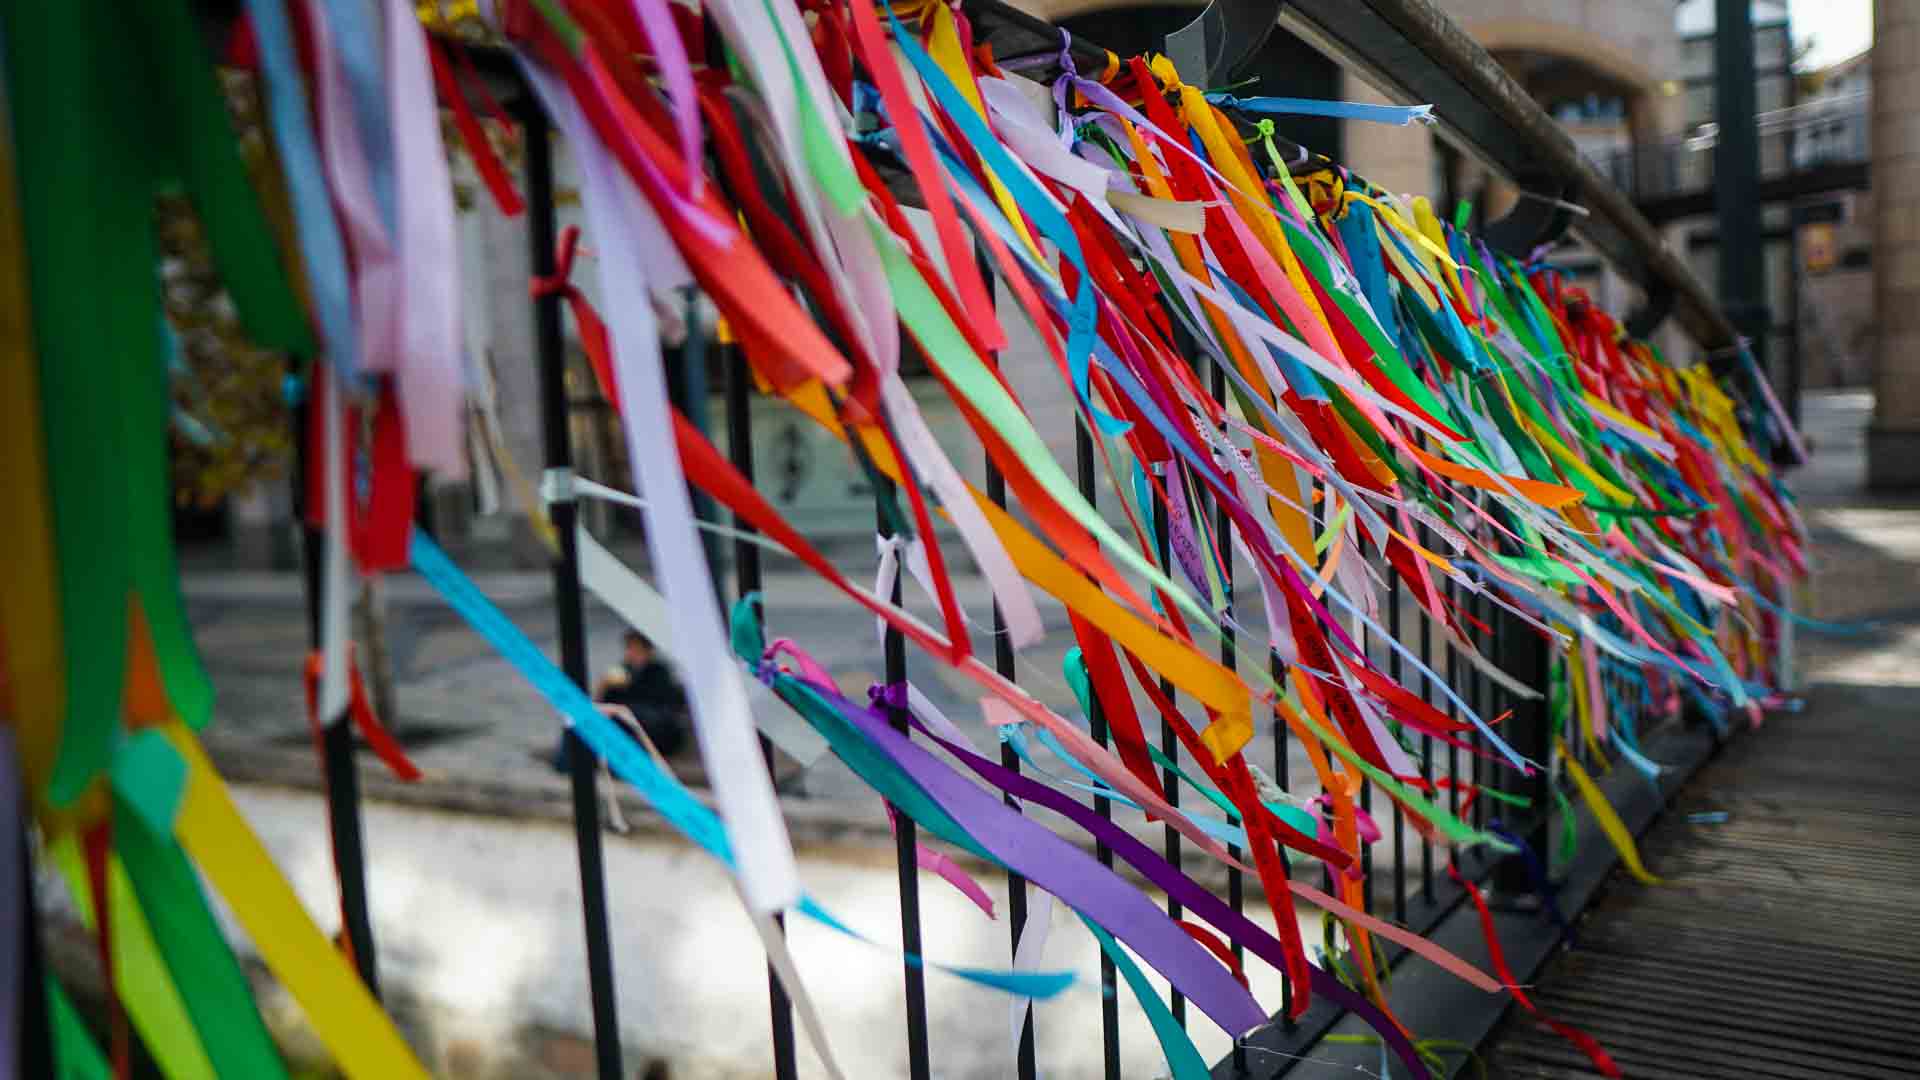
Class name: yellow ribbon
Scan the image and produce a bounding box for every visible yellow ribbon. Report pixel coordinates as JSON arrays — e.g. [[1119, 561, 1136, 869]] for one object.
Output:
[[163, 723, 431, 1080], [1560, 739, 1662, 886], [925, 5, 1045, 263]]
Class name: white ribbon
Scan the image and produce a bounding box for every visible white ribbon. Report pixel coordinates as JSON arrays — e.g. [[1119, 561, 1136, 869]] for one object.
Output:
[[572, 521, 831, 767], [978, 76, 1128, 233], [519, 60, 800, 915], [1108, 189, 1207, 234], [320, 361, 351, 720], [381, 0, 467, 477], [879, 374, 1046, 648], [1007, 887, 1055, 1068], [750, 908, 848, 1080]]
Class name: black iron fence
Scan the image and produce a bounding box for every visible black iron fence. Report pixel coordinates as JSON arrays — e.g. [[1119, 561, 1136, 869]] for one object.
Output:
[[514, 101, 1687, 1078], [293, 14, 1715, 1080]]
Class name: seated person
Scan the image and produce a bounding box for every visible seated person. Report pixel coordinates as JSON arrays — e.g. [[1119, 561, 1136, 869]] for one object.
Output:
[[551, 630, 690, 772], [594, 630, 690, 758]]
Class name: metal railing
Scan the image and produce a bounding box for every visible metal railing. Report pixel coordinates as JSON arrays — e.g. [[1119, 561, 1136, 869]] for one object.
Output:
[[506, 97, 1686, 1069], [1586, 99, 1871, 206], [298, 8, 1732, 1079]]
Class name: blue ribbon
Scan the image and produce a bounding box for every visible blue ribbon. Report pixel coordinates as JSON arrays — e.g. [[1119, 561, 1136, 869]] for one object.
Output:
[[1207, 93, 1434, 127], [241, 0, 360, 375], [407, 534, 1075, 999]]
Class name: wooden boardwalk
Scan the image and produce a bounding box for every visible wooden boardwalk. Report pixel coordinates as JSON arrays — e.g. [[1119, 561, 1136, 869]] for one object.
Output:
[[1480, 681, 1920, 1078]]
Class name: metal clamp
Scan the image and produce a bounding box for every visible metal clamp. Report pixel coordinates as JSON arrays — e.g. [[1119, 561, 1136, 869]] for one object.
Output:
[[540, 466, 577, 505], [1484, 175, 1580, 258], [1164, 0, 1289, 89], [1625, 281, 1676, 339]]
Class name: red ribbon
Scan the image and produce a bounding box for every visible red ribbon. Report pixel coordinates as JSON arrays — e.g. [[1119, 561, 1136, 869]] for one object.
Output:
[[303, 362, 416, 573], [1450, 863, 1622, 1077], [1069, 613, 1168, 805], [428, 36, 525, 216], [530, 225, 619, 417], [302, 650, 423, 783]]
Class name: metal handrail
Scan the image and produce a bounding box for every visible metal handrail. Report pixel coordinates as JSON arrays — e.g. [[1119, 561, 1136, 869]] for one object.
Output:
[[1260, 0, 1746, 351]]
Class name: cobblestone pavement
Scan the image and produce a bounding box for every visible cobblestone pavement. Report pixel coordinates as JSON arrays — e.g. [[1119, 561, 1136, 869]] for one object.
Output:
[[188, 525, 1304, 841]]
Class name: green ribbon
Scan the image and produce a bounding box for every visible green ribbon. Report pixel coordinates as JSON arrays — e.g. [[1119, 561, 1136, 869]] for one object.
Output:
[[4, 0, 310, 805]]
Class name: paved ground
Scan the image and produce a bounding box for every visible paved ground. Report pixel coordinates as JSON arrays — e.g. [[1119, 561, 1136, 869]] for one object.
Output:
[[1481, 680, 1920, 1079], [187, 503, 1326, 841], [1480, 389, 1920, 1078]]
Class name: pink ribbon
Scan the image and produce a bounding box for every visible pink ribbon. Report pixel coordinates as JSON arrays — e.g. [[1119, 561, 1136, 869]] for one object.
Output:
[[304, 0, 399, 376], [885, 804, 997, 919], [382, 0, 467, 476]]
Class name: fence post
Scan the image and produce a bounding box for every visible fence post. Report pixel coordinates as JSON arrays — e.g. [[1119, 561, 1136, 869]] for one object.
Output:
[[524, 101, 624, 1080], [1491, 605, 1553, 898], [723, 341, 801, 1079], [875, 480, 932, 1080], [291, 360, 380, 996], [978, 252, 1039, 1080], [1072, 417, 1122, 1080]]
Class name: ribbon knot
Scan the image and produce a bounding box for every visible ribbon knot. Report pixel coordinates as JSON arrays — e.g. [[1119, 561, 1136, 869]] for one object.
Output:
[[529, 224, 582, 299], [1054, 28, 1077, 80], [867, 681, 910, 712]]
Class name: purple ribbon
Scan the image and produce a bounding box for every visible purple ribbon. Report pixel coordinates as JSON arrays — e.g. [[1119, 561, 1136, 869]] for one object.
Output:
[[834, 697, 1270, 1035], [911, 716, 1429, 1076], [867, 681, 911, 712]]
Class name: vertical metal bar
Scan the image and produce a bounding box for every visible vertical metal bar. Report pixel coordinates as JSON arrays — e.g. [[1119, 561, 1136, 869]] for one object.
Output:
[[1445, 569, 1462, 826], [1469, 497, 1488, 835], [1358, 577, 1374, 916], [1417, 515, 1435, 904], [292, 368, 380, 996], [877, 485, 931, 1080], [1488, 483, 1551, 896], [1271, 649, 1293, 1020], [1206, 357, 1246, 1077], [16, 781, 52, 1076], [323, 719, 377, 992], [1388, 570, 1406, 924], [725, 344, 799, 1080], [1714, 0, 1770, 420], [1155, 486, 1187, 1029], [1316, 478, 1337, 901], [527, 105, 623, 1080], [979, 253, 1038, 1080], [1492, 600, 1552, 897], [1076, 417, 1121, 1080], [1161, 322, 1194, 1030]]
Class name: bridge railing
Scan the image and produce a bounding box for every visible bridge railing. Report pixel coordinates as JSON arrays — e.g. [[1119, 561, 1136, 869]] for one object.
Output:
[[1589, 100, 1871, 206]]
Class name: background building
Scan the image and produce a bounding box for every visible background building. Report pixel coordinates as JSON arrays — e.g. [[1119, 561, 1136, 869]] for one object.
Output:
[[1796, 47, 1875, 388]]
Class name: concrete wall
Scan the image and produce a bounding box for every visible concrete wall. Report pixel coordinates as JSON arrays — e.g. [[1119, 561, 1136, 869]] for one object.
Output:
[[1869, 1, 1920, 488], [1465, 1, 1682, 110]]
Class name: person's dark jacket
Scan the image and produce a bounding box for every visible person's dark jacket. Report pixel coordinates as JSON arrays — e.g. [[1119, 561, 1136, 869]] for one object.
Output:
[[598, 661, 688, 754]]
